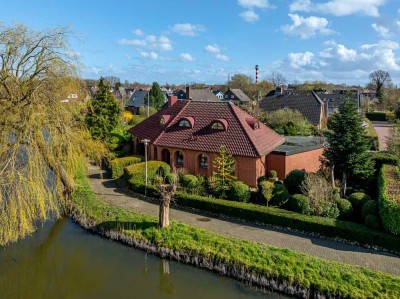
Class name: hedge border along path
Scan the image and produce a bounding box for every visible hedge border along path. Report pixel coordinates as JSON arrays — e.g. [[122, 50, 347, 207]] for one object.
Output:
[[69, 171, 400, 299], [175, 193, 400, 253], [379, 165, 400, 235]]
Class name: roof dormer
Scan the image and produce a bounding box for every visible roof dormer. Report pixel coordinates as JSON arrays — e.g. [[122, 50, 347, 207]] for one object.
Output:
[[160, 115, 171, 126], [178, 116, 195, 128], [245, 118, 260, 130], [210, 118, 228, 131]]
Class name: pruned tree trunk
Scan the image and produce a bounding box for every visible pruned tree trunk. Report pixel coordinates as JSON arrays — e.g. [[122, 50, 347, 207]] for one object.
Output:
[[158, 200, 170, 229], [331, 166, 335, 188], [340, 171, 347, 198]]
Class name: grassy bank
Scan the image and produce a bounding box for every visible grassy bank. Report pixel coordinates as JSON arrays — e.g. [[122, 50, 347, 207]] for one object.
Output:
[[70, 172, 400, 299]]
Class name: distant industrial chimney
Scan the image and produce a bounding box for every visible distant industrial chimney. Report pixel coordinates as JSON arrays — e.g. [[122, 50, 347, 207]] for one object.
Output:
[[255, 65, 259, 84]]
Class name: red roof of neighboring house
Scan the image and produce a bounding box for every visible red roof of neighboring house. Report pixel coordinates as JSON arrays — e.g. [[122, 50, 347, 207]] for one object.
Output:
[[130, 101, 285, 157]]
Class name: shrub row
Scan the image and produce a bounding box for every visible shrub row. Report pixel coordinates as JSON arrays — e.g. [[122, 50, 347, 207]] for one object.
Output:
[[379, 165, 400, 235], [372, 152, 400, 174], [124, 161, 170, 196], [365, 112, 387, 121], [109, 156, 144, 179], [174, 192, 400, 252]]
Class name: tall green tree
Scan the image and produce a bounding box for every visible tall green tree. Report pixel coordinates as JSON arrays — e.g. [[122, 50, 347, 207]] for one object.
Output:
[[323, 99, 374, 196], [147, 82, 165, 109], [85, 78, 121, 140], [211, 145, 237, 198], [369, 70, 392, 102]]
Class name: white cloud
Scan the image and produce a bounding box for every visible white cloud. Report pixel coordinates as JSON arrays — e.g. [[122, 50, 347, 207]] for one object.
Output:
[[204, 44, 220, 54], [133, 29, 144, 36], [290, 0, 385, 17], [238, 0, 269, 8], [170, 23, 205, 36], [216, 54, 230, 61], [239, 10, 259, 22], [336, 44, 358, 61], [372, 23, 391, 38], [397, 20, 400, 29], [146, 35, 157, 43], [180, 53, 195, 61], [118, 38, 146, 46], [140, 51, 158, 60], [281, 14, 334, 39], [288, 51, 314, 68]]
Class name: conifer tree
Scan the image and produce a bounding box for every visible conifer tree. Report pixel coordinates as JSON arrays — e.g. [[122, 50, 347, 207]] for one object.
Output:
[[323, 99, 374, 196], [212, 145, 237, 198], [147, 82, 165, 109], [85, 78, 121, 140]]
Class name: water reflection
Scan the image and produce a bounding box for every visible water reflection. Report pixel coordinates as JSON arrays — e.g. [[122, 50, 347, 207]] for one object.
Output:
[[0, 219, 290, 299]]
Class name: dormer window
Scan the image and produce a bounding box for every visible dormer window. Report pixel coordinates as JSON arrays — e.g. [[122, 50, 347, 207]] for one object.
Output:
[[160, 118, 166, 125], [210, 119, 228, 131], [160, 115, 170, 126], [179, 120, 191, 128]]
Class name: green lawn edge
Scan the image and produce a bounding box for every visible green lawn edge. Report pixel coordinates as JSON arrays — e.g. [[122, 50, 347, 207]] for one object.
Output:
[[70, 172, 400, 299]]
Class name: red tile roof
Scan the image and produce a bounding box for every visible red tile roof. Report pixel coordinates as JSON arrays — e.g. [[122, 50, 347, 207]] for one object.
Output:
[[130, 101, 285, 157]]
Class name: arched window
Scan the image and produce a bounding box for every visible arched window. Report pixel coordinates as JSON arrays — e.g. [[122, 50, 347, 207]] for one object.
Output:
[[199, 154, 208, 168], [211, 122, 224, 130], [160, 118, 166, 125], [178, 120, 191, 128], [175, 151, 184, 165]]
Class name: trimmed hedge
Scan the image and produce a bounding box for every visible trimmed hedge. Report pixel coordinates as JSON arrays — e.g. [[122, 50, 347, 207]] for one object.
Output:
[[270, 184, 289, 207], [284, 170, 306, 194], [336, 198, 353, 219], [174, 192, 400, 252], [365, 215, 381, 230], [366, 112, 387, 121], [379, 165, 400, 235], [288, 194, 310, 215], [109, 156, 144, 179], [361, 200, 379, 220], [227, 181, 251, 203], [348, 192, 371, 215], [372, 152, 399, 174], [124, 161, 170, 196], [180, 174, 198, 191]]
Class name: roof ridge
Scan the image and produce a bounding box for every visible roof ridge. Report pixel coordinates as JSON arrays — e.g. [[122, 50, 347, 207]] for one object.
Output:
[[311, 90, 324, 105], [229, 104, 260, 156], [153, 101, 189, 145]]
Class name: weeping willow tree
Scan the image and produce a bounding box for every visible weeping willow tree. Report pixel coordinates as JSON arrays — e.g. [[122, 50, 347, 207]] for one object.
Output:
[[0, 24, 106, 246]]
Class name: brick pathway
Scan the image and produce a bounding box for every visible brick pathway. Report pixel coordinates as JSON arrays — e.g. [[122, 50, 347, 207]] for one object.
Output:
[[372, 121, 391, 151], [88, 164, 400, 276]]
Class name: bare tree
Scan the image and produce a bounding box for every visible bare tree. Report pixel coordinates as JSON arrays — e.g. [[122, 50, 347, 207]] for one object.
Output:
[[0, 23, 105, 246], [156, 174, 178, 229], [369, 70, 392, 101], [269, 72, 286, 87]]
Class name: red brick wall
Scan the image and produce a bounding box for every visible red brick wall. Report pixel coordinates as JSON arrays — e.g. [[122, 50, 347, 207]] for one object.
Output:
[[267, 148, 323, 179]]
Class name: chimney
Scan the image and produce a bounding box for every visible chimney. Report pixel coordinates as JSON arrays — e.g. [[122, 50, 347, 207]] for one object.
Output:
[[276, 86, 283, 95], [168, 95, 178, 107], [186, 86, 190, 101]]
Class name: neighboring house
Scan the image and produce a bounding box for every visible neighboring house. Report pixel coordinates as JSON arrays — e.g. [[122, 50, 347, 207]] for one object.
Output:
[[259, 87, 325, 128], [212, 90, 224, 100], [130, 97, 324, 186], [127, 89, 149, 114], [174, 89, 186, 100], [317, 90, 360, 116], [223, 88, 251, 105], [185, 87, 220, 102]]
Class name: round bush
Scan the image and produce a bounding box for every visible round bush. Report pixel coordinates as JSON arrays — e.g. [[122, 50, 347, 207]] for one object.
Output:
[[347, 192, 371, 212], [269, 170, 277, 179], [166, 173, 178, 185], [227, 181, 251, 202], [180, 174, 198, 190], [361, 200, 379, 220], [365, 214, 381, 230], [320, 203, 340, 219], [284, 170, 306, 194], [289, 194, 311, 215], [336, 198, 353, 219], [270, 184, 289, 207]]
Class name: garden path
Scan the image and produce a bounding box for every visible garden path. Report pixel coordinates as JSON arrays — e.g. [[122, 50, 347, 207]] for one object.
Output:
[[88, 164, 400, 276]]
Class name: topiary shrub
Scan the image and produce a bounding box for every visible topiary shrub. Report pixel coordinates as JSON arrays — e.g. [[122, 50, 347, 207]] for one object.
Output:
[[289, 194, 311, 215], [109, 156, 144, 179], [166, 173, 178, 185], [227, 181, 251, 203], [124, 161, 170, 195], [361, 200, 379, 220], [284, 170, 306, 194], [270, 184, 289, 207], [347, 192, 371, 214], [180, 174, 199, 193], [336, 198, 353, 219], [269, 170, 278, 179], [365, 214, 381, 230], [259, 180, 275, 206]]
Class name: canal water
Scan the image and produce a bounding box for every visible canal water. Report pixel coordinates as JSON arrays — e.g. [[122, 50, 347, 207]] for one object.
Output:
[[0, 218, 290, 299]]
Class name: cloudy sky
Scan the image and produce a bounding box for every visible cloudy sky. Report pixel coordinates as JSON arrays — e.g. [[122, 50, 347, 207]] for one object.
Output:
[[1, 0, 400, 85]]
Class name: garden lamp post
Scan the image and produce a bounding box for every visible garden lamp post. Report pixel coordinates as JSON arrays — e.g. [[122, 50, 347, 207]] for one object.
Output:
[[142, 139, 150, 196]]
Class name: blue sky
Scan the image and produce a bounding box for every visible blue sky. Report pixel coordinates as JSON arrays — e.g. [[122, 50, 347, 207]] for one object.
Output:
[[1, 0, 400, 85]]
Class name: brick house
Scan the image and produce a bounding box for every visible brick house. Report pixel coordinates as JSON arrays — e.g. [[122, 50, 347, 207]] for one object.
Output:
[[223, 88, 251, 105], [130, 97, 323, 186]]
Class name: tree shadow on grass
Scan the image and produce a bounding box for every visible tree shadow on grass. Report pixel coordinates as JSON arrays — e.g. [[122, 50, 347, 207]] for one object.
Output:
[[96, 219, 157, 231]]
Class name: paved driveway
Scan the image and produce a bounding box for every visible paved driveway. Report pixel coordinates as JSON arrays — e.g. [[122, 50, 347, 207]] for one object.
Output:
[[88, 164, 400, 276], [372, 121, 391, 151]]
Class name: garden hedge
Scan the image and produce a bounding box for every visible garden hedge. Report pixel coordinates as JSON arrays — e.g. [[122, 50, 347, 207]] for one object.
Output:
[[288, 194, 310, 215], [109, 156, 144, 179], [174, 192, 400, 252], [227, 181, 251, 203], [372, 152, 399, 174], [378, 165, 400, 235], [124, 161, 170, 196], [365, 112, 387, 121]]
